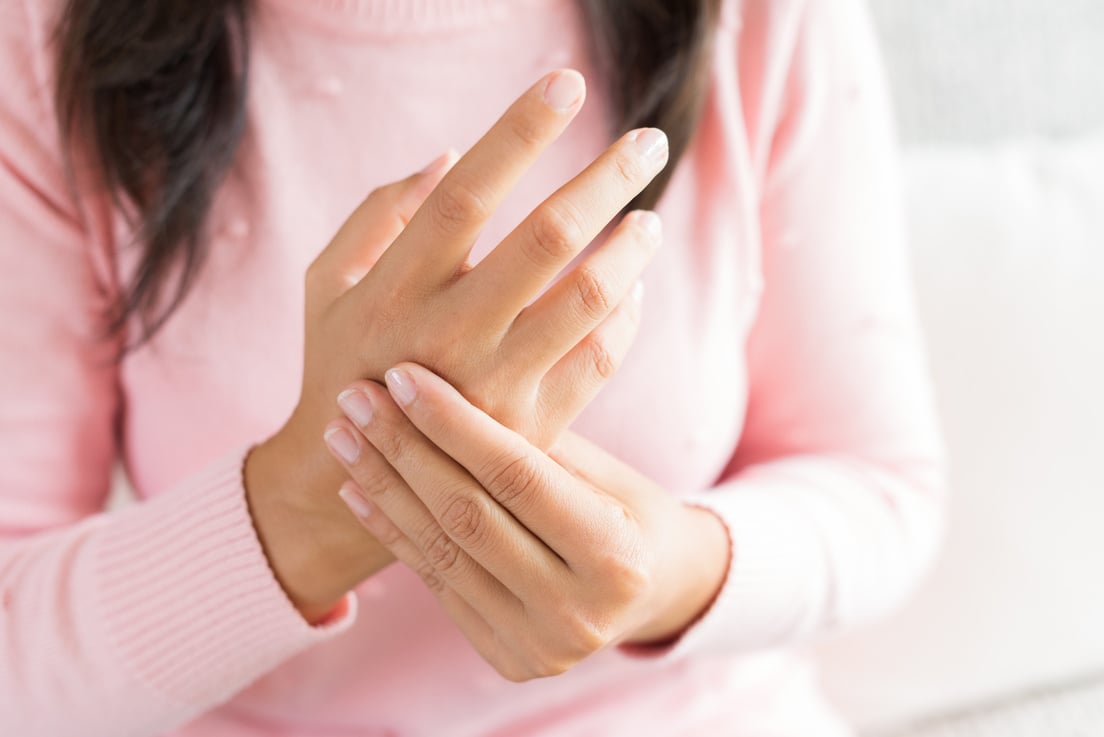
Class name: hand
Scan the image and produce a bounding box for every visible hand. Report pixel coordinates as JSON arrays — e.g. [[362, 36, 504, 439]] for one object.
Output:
[[326, 363, 731, 681], [245, 69, 670, 619]]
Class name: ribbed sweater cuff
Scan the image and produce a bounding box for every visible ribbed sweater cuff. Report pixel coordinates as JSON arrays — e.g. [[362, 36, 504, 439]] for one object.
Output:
[[91, 447, 357, 707], [617, 475, 828, 661]]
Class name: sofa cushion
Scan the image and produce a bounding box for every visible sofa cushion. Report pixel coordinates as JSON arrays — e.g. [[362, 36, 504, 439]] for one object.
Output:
[[815, 135, 1104, 730]]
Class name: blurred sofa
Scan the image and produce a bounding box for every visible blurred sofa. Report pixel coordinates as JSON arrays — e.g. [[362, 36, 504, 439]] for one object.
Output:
[[814, 2, 1104, 734]]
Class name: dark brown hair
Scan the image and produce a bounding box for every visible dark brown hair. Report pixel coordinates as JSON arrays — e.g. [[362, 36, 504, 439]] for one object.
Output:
[[56, 0, 721, 344]]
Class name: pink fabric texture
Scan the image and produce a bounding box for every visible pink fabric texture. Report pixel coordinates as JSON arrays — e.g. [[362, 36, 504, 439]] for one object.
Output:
[[0, 0, 947, 734]]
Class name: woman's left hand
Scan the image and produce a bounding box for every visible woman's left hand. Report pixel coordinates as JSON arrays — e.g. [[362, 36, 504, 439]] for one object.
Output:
[[324, 362, 730, 681]]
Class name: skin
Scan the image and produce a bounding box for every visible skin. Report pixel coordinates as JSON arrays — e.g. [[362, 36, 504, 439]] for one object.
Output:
[[243, 69, 730, 670], [328, 364, 730, 680]]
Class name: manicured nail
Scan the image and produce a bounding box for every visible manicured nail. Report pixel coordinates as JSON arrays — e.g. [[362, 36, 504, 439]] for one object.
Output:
[[420, 151, 451, 177], [632, 280, 644, 306], [324, 427, 360, 464], [542, 70, 585, 112], [629, 128, 669, 167], [338, 483, 373, 520], [630, 210, 662, 243], [338, 389, 374, 427], [385, 368, 417, 406]]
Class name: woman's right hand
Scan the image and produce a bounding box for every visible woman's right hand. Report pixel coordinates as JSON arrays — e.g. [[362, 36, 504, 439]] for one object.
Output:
[[244, 70, 669, 620]]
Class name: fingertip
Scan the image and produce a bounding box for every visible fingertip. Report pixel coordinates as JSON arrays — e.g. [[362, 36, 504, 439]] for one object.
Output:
[[541, 68, 587, 113], [441, 147, 461, 170], [388, 361, 435, 384], [625, 210, 663, 245], [626, 127, 670, 170], [338, 482, 374, 521], [384, 366, 418, 407], [418, 151, 452, 178], [338, 379, 383, 402], [408, 149, 459, 194], [324, 422, 361, 465], [385, 362, 461, 410]]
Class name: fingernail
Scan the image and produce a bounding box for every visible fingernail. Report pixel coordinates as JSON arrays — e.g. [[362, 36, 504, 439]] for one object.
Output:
[[629, 128, 669, 167], [338, 483, 373, 520], [324, 427, 360, 464], [542, 70, 585, 112], [630, 210, 662, 243], [338, 389, 374, 427], [385, 368, 417, 406], [632, 280, 645, 306], [420, 151, 451, 177]]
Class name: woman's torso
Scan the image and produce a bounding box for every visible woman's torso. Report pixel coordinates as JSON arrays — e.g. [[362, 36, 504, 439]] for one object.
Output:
[[104, 0, 846, 734]]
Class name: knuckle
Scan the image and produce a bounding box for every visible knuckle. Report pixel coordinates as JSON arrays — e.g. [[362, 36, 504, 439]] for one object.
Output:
[[504, 113, 547, 150], [511, 629, 582, 679], [372, 517, 405, 547], [481, 454, 545, 509], [498, 662, 532, 683], [599, 545, 652, 602], [374, 422, 413, 463], [572, 266, 614, 321], [583, 504, 652, 599], [567, 618, 609, 658], [611, 151, 644, 186], [532, 659, 570, 679], [525, 206, 583, 265], [413, 559, 446, 594], [521, 647, 574, 679], [441, 495, 487, 547], [550, 604, 609, 657], [421, 526, 463, 575], [351, 463, 393, 501], [429, 177, 490, 235], [581, 331, 618, 381]]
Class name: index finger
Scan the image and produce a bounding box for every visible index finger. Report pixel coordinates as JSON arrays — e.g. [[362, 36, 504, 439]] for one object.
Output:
[[372, 69, 587, 286]]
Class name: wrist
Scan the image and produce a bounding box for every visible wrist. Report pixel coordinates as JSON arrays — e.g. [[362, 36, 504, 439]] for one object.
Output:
[[244, 419, 393, 622], [626, 503, 730, 645]]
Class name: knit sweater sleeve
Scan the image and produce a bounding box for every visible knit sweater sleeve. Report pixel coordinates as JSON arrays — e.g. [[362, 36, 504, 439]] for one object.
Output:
[[620, 0, 949, 660], [0, 2, 355, 734]]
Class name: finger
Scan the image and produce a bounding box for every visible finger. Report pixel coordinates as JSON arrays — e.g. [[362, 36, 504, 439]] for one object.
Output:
[[338, 481, 508, 668], [380, 363, 617, 565], [503, 209, 658, 371], [372, 69, 587, 287], [547, 431, 643, 508], [536, 279, 644, 428], [460, 129, 668, 324], [323, 418, 520, 615], [307, 151, 456, 311], [337, 382, 564, 598]]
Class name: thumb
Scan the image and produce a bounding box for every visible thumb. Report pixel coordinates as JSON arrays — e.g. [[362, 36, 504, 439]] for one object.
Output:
[[308, 150, 458, 308]]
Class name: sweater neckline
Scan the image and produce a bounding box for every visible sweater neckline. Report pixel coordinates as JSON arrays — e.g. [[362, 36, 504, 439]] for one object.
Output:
[[264, 0, 562, 36]]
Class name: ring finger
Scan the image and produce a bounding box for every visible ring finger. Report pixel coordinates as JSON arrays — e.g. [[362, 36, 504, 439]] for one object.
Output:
[[324, 421, 521, 618], [504, 208, 659, 371], [339, 481, 514, 669]]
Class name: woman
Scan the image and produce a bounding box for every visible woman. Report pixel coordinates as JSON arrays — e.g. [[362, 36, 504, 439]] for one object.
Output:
[[0, 0, 948, 734]]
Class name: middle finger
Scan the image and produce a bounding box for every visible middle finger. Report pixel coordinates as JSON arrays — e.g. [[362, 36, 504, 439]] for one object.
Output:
[[371, 69, 588, 288], [457, 127, 669, 325]]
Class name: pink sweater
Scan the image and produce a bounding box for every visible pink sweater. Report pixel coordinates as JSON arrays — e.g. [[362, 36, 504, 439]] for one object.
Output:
[[0, 0, 948, 734]]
